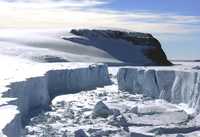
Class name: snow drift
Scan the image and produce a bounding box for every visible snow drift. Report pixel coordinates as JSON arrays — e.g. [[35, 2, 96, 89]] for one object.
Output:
[[117, 67, 200, 113], [0, 60, 110, 137]]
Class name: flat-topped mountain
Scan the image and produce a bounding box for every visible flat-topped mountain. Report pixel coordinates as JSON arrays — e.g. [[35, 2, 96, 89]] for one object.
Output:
[[71, 29, 160, 47], [68, 29, 172, 66], [0, 28, 171, 65]]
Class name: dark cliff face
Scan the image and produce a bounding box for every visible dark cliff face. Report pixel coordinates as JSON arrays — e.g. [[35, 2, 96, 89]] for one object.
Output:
[[144, 47, 172, 66], [70, 29, 172, 66]]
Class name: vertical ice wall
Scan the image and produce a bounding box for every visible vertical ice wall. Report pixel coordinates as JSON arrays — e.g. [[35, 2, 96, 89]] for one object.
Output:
[[117, 68, 200, 113], [47, 65, 110, 98], [1, 64, 111, 137], [3, 77, 49, 121]]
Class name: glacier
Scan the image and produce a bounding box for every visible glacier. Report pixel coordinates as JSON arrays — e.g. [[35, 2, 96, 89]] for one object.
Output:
[[0, 55, 111, 137], [117, 67, 200, 114]]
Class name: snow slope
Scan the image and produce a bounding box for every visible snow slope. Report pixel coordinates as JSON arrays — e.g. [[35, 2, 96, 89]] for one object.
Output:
[[0, 28, 171, 65], [117, 66, 200, 114], [0, 55, 110, 137]]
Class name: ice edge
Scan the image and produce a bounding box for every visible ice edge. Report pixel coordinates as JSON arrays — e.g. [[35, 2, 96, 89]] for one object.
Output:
[[1, 64, 111, 137]]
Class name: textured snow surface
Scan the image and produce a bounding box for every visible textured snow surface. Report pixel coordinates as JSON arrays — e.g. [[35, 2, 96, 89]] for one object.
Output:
[[117, 65, 200, 114], [0, 55, 110, 137], [1, 58, 200, 136], [23, 67, 200, 137]]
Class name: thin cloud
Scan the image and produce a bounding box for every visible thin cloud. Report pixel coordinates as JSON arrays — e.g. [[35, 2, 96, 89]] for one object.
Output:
[[0, 0, 199, 34], [0, 0, 108, 8]]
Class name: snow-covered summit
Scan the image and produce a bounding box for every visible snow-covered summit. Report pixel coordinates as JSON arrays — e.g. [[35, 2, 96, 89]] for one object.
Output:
[[0, 28, 171, 66], [71, 29, 159, 47], [68, 29, 172, 66]]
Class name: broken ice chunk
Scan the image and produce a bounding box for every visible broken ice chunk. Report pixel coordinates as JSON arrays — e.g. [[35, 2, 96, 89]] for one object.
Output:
[[93, 101, 111, 118]]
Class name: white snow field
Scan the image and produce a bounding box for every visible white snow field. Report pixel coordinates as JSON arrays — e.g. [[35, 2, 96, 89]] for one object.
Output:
[[0, 55, 110, 137]]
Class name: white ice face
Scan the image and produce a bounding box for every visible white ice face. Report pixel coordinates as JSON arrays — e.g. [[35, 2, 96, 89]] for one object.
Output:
[[117, 67, 200, 114]]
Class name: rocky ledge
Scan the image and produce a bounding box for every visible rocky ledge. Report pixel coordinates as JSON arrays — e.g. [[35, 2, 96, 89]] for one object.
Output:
[[70, 29, 172, 66]]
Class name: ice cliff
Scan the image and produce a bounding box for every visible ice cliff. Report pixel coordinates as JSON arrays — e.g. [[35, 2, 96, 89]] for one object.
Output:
[[117, 67, 200, 113], [0, 56, 111, 137]]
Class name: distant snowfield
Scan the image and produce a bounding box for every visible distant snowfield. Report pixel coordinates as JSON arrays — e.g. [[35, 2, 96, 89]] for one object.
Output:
[[173, 61, 200, 68], [0, 29, 121, 64]]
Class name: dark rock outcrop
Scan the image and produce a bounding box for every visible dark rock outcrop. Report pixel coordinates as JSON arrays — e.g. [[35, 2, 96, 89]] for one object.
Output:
[[70, 29, 172, 66]]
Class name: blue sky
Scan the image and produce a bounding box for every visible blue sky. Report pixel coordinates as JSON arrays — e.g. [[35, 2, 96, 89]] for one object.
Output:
[[104, 0, 200, 16], [101, 0, 200, 60], [0, 0, 199, 60]]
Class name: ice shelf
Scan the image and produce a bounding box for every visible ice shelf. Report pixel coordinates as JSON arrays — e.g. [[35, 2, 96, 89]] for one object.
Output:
[[117, 67, 200, 114], [0, 56, 111, 137]]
